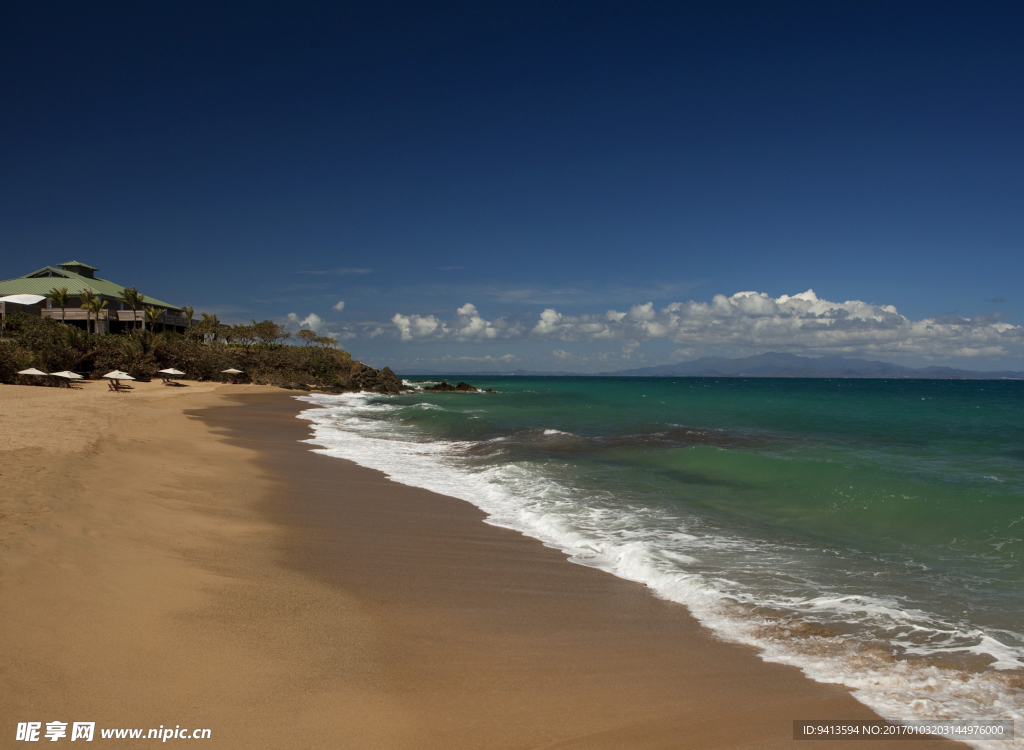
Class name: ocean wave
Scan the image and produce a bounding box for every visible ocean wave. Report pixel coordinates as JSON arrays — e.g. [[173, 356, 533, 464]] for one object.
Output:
[[294, 392, 1024, 747]]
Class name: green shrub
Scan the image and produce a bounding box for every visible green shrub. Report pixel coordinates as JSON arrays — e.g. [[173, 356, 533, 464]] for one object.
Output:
[[1, 313, 362, 388], [0, 339, 34, 383]]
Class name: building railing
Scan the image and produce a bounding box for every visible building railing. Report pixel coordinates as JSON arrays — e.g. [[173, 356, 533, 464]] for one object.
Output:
[[41, 309, 109, 321], [113, 310, 191, 327], [41, 309, 191, 327]]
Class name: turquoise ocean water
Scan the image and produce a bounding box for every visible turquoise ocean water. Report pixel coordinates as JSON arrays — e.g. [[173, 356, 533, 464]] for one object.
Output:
[[297, 377, 1023, 742]]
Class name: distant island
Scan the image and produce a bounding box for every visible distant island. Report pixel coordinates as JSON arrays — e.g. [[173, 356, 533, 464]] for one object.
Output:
[[406, 352, 1024, 380]]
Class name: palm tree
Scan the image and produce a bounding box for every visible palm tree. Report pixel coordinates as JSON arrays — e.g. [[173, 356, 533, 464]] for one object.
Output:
[[46, 286, 71, 323], [181, 305, 194, 329], [79, 290, 97, 334], [87, 297, 108, 334], [145, 306, 163, 332], [199, 312, 221, 343], [119, 287, 145, 331], [137, 292, 147, 330]]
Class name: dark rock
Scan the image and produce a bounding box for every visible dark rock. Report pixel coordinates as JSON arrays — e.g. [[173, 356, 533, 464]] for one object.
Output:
[[423, 380, 481, 393], [345, 362, 403, 394], [425, 381, 457, 391]]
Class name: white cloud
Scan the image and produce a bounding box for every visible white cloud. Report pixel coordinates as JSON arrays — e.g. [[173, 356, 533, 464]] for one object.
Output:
[[333, 300, 345, 312], [550, 349, 592, 363], [450, 353, 517, 362], [392, 303, 523, 342], [389, 289, 1024, 359], [391, 313, 444, 341], [530, 289, 1024, 359], [286, 312, 325, 332], [533, 308, 563, 335]]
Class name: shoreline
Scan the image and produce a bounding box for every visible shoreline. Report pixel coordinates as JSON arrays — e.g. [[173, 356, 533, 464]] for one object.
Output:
[[0, 384, 961, 747]]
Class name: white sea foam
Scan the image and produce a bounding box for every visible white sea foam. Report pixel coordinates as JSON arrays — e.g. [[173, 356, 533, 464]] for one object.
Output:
[[295, 392, 1024, 748]]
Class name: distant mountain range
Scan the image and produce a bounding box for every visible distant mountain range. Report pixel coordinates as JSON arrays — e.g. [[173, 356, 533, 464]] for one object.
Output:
[[599, 352, 1024, 379], [402, 352, 1024, 380]]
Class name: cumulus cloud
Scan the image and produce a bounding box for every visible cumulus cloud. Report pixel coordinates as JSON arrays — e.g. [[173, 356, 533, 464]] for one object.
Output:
[[391, 313, 443, 341], [530, 289, 1023, 359], [392, 303, 523, 342], [333, 300, 345, 312], [286, 312, 325, 332], [551, 349, 592, 363], [390, 290, 1024, 359]]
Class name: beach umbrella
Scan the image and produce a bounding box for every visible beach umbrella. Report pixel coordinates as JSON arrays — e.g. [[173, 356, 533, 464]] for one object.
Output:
[[50, 371, 84, 379], [17, 368, 49, 376], [0, 294, 47, 305], [101, 370, 136, 381], [221, 368, 243, 374], [157, 368, 186, 376]]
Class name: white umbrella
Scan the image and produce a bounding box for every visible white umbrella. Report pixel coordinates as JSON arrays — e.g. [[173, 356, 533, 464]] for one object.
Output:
[[17, 368, 49, 376], [157, 368, 186, 376], [0, 294, 47, 305], [102, 370, 136, 381], [50, 371, 84, 379], [221, 368, 244, 374]]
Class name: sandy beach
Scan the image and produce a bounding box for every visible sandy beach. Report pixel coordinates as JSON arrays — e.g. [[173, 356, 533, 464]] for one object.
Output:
[[0, 382, 962, 748]]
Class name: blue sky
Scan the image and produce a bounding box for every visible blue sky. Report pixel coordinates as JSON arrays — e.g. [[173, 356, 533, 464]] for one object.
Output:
[[2, 1, 1022, 372]]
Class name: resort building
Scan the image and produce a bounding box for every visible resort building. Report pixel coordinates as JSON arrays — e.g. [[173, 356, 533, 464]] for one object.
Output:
[[0, 261, 190, 333]]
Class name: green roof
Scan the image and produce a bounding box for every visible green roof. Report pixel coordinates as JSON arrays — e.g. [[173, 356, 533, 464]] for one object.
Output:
[[58, 260, 98, 271], [0, 264, 181, 310]]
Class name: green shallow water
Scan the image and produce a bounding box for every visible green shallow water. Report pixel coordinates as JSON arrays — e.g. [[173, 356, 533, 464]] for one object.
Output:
[[402, 377, 1024, 573]]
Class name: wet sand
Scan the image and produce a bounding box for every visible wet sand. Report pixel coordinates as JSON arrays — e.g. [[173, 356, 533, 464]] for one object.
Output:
[[0, 383, 960, 748]]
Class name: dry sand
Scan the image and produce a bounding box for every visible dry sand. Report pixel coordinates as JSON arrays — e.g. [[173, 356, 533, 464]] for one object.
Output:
[[0, 382, 961, 748]]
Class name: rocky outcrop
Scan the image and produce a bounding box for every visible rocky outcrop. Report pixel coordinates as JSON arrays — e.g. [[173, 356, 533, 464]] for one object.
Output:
[[312, 362, 404, 394], [423, 381, 494, 393], [345, 363, 403, 394], [424, 380, 478, 392], [425, 381, 456, 391]]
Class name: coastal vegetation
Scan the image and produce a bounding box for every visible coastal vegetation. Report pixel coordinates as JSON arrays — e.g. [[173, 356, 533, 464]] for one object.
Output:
[[0, 311, 401, 392]]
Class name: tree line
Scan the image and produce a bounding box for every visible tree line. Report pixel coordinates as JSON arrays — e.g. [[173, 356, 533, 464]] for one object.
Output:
[[1, 307, 353, 388], [42, 284, 336, 348]]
